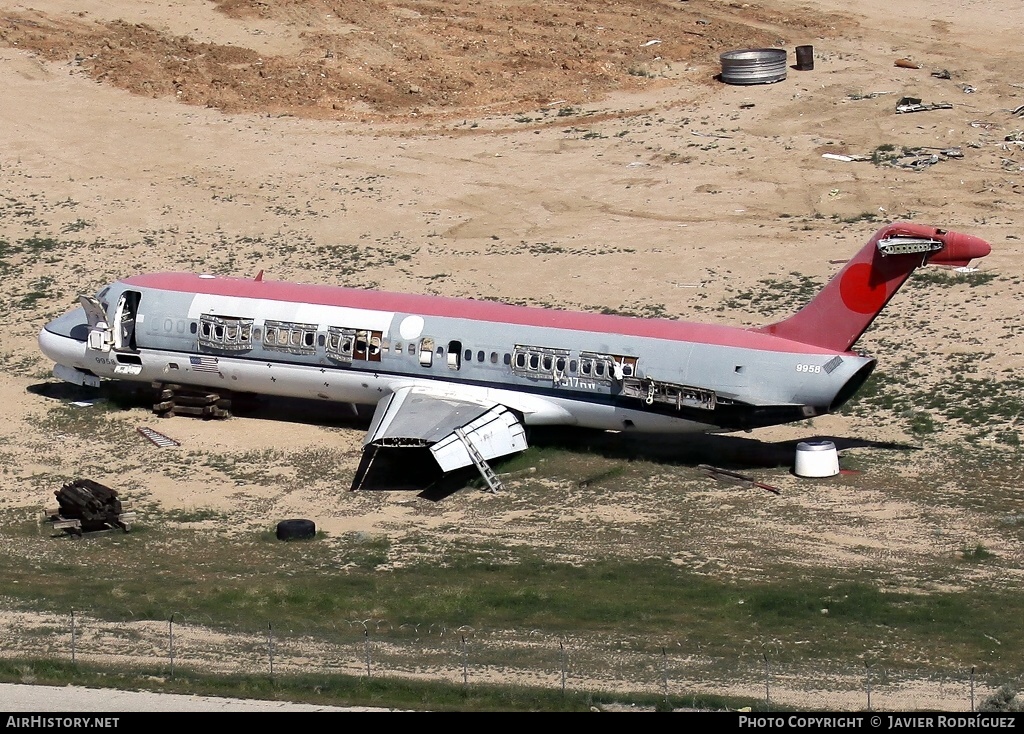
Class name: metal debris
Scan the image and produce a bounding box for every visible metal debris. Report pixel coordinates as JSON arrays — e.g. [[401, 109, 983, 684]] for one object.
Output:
[[847, 91, 893, 100], [895, 97, 953, 113], [698, 464, 781, 495], [822, 153, 869, 162], [895, 148, 964, 170], [931, 69, 952, 79], [137, 426, 181, 448], [903, 154, 941, 170], [719, 48, 787, 85]]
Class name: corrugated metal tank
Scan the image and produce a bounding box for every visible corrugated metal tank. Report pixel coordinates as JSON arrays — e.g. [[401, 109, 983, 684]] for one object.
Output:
[[719, 48, 788, 85]]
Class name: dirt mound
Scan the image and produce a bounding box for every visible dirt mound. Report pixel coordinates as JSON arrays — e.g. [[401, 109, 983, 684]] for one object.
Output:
[[0, 1, 843, 120]]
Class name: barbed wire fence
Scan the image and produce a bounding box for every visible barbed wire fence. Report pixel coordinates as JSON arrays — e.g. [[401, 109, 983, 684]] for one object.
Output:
[[1, 608, 1020, 711]]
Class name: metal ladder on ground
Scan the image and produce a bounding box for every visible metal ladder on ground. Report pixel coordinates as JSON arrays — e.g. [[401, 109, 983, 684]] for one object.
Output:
[[454, 427, 504, 494]]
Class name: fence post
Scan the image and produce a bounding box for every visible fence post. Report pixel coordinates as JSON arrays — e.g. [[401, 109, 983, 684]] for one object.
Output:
[[764, 653, 770, 710], [168, 614, 175, 680], [560, 640, 566, 696], [970, 666, 975, 712], [364, 629, 371, 677], [70, 609, 76, 665], [267, 623, 274, 678], [662, 647, 669, 705], [865, 662, 872, 711], [461, 635, 468, 688]]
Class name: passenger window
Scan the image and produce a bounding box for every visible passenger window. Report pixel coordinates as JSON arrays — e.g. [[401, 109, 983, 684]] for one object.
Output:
[[490, 352, 498, 364], [503, 353, 511, 365], [477, 350, 485, 362]]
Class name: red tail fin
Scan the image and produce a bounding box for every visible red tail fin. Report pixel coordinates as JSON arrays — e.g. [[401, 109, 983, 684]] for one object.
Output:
[[754, 222, 991, 351]]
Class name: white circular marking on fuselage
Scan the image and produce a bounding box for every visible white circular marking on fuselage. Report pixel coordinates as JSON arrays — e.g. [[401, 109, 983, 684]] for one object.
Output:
[[399, 315, 425, 340]]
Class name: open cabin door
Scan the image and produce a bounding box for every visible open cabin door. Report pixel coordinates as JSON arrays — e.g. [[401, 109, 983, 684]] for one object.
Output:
[[112, 290, 140, 351], [78, 290, 141, 353], [78, 294, 112, 353]]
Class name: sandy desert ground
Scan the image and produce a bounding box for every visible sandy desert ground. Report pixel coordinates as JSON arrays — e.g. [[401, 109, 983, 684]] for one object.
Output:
[[1, 0, 1023, 709]]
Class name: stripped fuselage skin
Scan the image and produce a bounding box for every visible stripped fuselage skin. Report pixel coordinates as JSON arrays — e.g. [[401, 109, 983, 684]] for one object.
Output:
[[40, 271, 871, 435], [38, 222, 992, 485]]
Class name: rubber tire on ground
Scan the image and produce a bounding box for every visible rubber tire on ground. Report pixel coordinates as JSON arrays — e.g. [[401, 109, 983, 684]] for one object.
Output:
[[276, 518, 316, 541]]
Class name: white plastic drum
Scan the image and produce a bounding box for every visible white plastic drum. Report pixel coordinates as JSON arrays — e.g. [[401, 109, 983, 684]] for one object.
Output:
[[794, 440, 840, 478]]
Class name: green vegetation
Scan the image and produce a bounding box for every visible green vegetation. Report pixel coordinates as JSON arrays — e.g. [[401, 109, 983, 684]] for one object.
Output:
[[2, 510, 1022, 671], [961, 543, 995, 562], [843, 367, 1024, 441], [721, 272, 823, 318], [0, 658, 767, 712]]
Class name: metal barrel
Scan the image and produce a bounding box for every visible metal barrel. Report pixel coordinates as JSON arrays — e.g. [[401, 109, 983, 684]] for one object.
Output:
[[719, 48, 788, 85], [795, 45, 814, 71]]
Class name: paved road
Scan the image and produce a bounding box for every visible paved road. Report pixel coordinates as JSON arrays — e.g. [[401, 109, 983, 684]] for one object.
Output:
[[0, 683, 393, 712]]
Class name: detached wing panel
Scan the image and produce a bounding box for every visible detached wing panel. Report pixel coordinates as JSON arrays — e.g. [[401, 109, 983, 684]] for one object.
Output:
[[429, 405, 527, 472], [355, 386, 528, 489]]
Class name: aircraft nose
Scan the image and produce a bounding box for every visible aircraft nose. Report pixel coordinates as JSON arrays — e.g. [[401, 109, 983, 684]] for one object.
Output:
[[38, 308, 90, 366]]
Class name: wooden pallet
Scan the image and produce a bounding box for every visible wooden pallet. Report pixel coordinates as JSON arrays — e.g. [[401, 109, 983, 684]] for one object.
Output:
[[45, 510, 137, 537], [152, 382, 231, 419]]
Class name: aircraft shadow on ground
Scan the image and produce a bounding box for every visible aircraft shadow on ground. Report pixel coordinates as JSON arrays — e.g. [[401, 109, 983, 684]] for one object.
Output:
[[522, 425, 919, 472], [27, 382, 372, 430], [28, 382, 918, 499]]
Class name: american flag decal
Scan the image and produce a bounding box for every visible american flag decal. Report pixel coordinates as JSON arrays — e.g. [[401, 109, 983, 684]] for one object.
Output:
[[190, 355, 220, 373], [823, 356, 844, 374]]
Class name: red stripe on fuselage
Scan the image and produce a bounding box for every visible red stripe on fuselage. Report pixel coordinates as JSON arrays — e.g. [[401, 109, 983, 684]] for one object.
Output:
[[122, 272, 834, 354]]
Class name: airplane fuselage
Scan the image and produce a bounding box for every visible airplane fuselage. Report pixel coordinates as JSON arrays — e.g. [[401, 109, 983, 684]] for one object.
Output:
[[39, 271, 876, 436]]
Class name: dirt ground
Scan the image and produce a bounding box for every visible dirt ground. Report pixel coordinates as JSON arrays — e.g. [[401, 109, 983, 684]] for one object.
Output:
[[1, 0, 1023, 710]]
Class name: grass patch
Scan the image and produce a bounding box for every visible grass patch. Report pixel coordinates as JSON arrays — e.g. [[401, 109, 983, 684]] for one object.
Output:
[[1, 516, 1022, 672], [0, 658, 771, 712], [721, 272, 823, 318], [961, 543, 995, 562]]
